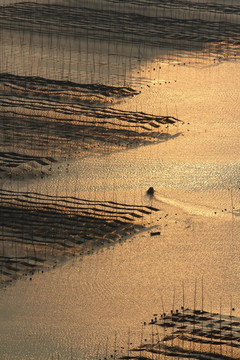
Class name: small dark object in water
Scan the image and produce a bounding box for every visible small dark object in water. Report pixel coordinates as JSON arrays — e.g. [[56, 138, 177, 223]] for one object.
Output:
[[150, 231, 161, 236], [147, 187, 154, 195]]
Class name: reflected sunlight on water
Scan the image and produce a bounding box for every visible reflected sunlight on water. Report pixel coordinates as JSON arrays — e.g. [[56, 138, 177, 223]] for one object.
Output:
[[0, 0, 240, 359]]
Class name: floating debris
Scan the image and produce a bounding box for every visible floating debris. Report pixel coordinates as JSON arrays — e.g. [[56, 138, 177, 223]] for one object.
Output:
[[150, 231, 160, 236]]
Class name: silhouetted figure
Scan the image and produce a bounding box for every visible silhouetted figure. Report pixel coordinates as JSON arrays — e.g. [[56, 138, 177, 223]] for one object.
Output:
[[147, 187, 154, 196]]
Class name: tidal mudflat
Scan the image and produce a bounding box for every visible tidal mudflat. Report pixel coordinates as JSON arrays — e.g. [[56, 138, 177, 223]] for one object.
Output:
[[0, 0, 240, 359]]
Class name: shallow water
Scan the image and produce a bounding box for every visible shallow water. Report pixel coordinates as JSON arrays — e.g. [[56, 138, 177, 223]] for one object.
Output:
[[0, 0, 240, 359], [3, 58, 240, 195], [1, 199, 240, 359], [1, 57, 240, 359]]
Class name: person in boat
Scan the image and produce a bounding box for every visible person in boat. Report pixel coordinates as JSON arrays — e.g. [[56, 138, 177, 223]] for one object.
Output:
[[147, 187, 154, 195]]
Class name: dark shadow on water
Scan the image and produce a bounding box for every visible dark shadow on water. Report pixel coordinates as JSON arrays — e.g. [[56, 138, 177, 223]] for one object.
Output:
[[0, 73, 183, 175], [0, 189, 159, 285], [0, 1, 239, 68]]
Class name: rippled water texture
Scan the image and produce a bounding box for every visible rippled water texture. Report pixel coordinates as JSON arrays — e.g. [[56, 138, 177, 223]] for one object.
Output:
[[0, 0, 240, 359]]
